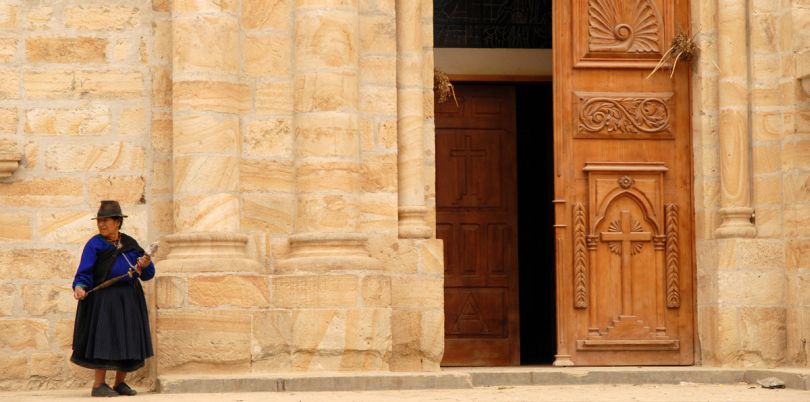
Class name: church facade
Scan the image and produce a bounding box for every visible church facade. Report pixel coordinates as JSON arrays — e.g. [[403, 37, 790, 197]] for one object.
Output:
[[0, 0, 808, 391]]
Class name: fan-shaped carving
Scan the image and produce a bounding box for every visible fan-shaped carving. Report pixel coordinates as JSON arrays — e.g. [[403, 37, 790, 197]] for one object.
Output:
[[588, 0, 661, 53], [606, 218, 647, 255]]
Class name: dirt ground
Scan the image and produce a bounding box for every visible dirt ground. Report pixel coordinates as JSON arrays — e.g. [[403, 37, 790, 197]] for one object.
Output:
[[4, 383, 809, 402]]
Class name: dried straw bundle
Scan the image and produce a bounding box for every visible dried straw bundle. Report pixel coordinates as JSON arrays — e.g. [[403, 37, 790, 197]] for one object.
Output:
[[647, 32, 699, 79], [433, 68, 457, 105]]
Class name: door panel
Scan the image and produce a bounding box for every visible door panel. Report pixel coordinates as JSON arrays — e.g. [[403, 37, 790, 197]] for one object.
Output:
[[437, 85, 519, 366], [553, 0, 694, 365]]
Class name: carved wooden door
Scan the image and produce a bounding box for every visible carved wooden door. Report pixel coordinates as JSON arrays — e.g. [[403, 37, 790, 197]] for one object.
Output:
[[436, 85, 520, 366], [553, 0, 694, 365]]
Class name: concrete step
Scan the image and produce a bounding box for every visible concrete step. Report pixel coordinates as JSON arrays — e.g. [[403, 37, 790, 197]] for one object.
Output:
[[157, 367, 810, 393]]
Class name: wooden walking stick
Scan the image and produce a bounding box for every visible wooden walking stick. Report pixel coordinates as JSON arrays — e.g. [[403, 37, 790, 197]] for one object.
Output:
[[86, 241, 159, 295]]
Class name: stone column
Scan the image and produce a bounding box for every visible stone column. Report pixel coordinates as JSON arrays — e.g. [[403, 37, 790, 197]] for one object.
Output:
[[396, 0, 431, 239], [161, 2, 259, 272], [279, 0, 376, 271], [715, 0, 756, 238]]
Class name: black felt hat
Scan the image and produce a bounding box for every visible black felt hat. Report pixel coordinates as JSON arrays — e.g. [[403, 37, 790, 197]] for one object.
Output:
[[92, 200, 128, 219]]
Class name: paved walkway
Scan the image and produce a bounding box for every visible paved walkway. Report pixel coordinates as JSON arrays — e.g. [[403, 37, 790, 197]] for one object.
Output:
[[5, 383, 809, 402]]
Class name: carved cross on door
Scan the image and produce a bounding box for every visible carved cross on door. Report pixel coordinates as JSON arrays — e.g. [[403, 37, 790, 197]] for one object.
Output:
[[450, 135, 487, 203], [600, 210, 651, 315]]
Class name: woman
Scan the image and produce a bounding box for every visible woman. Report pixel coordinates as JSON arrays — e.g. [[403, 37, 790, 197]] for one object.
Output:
[[71, 200, 155, 397]]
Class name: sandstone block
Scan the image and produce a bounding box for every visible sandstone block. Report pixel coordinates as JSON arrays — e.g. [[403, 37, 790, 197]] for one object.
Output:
[[272, 275, 358, 308], [752, 143, 781, 174], [21, 284, 76, 316], [419, 239, 444, 275], [392, 276, 443, 308], [739, 307, 787, 363], [24, 106, 110, 136], [152, 66, 172, 108], [189, 275, 269, 307], [88, 176, 145, 205], [0, 284, 15, 316], [783, 140, 810, 170], [173, 0, 238, 13], [0, 108, 16, 134], [753, 175, 782, 205], [151, 111, 172, 154], [717, 270, 785, 306], [110, 38, 136, 62], [0, 213, 32, 241], [0, 355, 27, 380], [242, 0, 291, 31], [297, 162, 360, 193], [360, 14, 396, 54], [149, 199, 174, 236], [786, 239, 810, 270], [753, 207, 782, 238], [421, 309, 444, 363], [153, 19, 172, 64], [0, 38, 16, 62], [358, 193, 398, 233], [45, 143, 145, 172], [26, 37, 106, 64], [295, 72, 359, 113], [65, 6, 140, 31], [174, 193, 240, 232], [174, 113, 238, 154], [0, 319, 48, 350], [0, 248, 76, 280], [295, 113, 358, 158], [368, 237, 417, 273], [151, 159, 173, 195], [76, 71, 145, 98], [359, 117, 374, 152], [361, 275, 390, 307], [345, 308, 391, 351], [361, 153, 397, 192], [26, 6, 52, 30], [244, 118, 293, 157], [174, 81, 251, 114], [120, 107, 146, 136], [360, 56, 396, 85], [252, 310, 293, 360], [156, 275, 185, 309], [55, 319, 74, 350], [157, 310, 251, 373], [785, 205, 810, 237], [174, 155, 239, 194], [245, 35, 291, 77], [256, 80, 293, 114], [23, 70, 75, 99], [240, 160, 294, 193], [786, 272, 810, 307], [242, 193, 294, 234], [173, 16, 239, 74], [783, 174, 810, 205], [295, 194, 356, 233], [0, 69, 19, 99], [378, 119, 397, 149], [295, 14, 357, 69], [360, 0, 395, 14], [38, 211, 97, 244], [390, 310, 420, 370], [290, 309, 345, 352], [31, 352, 65, 378], [0, 3, 18, 29]]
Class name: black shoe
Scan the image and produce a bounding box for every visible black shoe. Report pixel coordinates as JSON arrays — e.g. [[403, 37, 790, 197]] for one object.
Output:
[[113, 382, 137, 396], [91, 383, 118, 397]]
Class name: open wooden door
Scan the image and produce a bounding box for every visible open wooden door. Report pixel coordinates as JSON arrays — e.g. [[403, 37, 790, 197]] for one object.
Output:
[[553, 0, 694, 365], [437, 85, 520, 366]]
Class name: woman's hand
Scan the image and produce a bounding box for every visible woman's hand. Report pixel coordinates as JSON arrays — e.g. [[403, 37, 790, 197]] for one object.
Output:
[[73, 286, 86, 300], [136, 255, 151, 274]]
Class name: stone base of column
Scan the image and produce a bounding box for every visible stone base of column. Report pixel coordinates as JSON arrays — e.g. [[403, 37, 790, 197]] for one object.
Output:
[[553, 354, 574, 366], [277, 233, 381, 272], [715, 207, 757, 238], [159, 232, 261, 273], [398, 206, 432, 239]]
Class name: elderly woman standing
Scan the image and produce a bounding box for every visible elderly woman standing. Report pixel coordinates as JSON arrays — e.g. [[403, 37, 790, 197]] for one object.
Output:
[[71, 201, 155, 397]]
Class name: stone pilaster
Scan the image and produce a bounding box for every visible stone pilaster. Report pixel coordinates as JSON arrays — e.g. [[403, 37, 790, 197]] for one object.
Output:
[[396, 0, 431, 239], [715, 0, 756, 238], [160, 0, 259, 273], [278, 0, 377, 271]]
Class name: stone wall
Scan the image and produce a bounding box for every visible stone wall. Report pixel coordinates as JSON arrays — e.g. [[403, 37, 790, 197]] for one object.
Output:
[[693, 0, 810, 367], [0, 0, 442, 391], [0, 0, 168, 390]]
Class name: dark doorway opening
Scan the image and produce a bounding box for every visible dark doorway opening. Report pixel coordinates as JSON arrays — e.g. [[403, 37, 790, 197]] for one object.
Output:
[[516, 82, 556, 364]]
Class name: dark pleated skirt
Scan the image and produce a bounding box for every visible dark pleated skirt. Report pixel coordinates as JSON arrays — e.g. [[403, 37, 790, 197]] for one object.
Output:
[[71, 280, 153, 372]]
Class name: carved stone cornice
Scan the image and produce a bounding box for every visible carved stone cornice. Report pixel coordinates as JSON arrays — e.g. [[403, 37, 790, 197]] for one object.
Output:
[[0, 152, 22, 178], [277, 233, 381, 272]]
